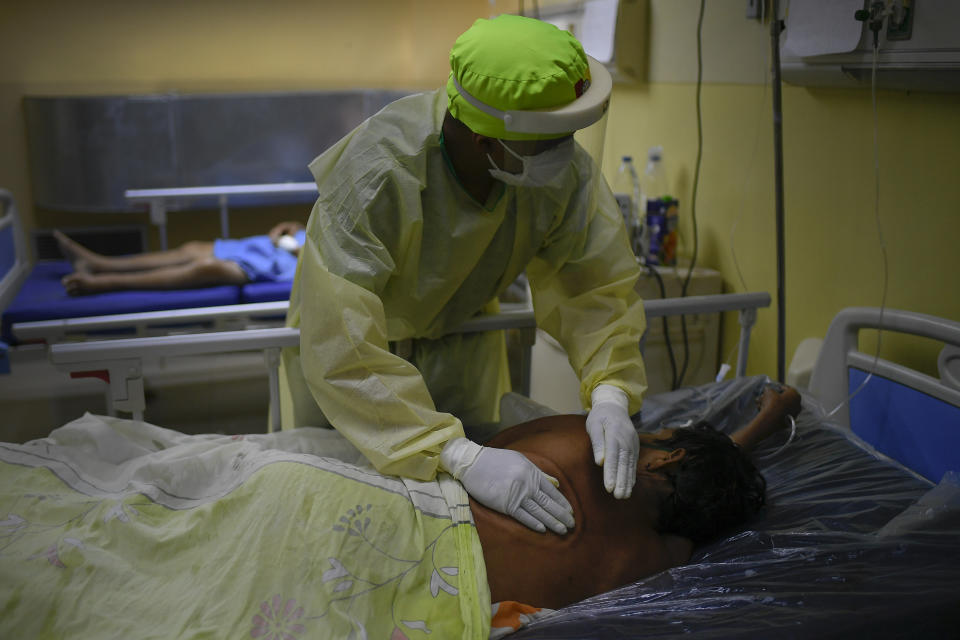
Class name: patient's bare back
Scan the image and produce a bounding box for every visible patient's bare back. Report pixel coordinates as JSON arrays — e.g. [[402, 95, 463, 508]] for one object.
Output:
[[470, 414, 693, 609]]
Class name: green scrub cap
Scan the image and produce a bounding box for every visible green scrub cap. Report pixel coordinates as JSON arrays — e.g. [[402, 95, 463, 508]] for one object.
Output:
[[447, 14, 598, 141]]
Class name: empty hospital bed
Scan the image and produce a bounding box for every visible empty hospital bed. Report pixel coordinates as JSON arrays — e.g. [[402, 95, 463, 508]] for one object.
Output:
[[0, 305, 957, 638]]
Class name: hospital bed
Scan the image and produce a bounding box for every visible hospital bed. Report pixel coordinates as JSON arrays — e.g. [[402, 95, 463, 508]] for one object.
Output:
[[0, 186, 306, 349], [503, 306, 960, 639], [1, 306, 957, 638]]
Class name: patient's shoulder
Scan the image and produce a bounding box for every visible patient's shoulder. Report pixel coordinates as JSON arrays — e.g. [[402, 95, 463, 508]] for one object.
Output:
[[486, 414, 588, 451]]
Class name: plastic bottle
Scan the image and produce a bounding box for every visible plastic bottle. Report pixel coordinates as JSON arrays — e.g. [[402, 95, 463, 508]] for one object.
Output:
[[643, 146, 678, 266], [612, 156, 645, 259]]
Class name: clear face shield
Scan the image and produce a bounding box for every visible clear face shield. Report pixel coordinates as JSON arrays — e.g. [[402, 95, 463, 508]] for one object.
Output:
[[574, 107, 609, 171]]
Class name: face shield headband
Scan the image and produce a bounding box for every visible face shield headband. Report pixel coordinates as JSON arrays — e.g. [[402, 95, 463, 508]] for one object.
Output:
[[452, 56, 612, 136]]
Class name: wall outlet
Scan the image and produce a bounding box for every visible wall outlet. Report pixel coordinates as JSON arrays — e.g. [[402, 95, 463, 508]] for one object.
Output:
[[887, 0, 915, 40], [746, 0, 763, 20]]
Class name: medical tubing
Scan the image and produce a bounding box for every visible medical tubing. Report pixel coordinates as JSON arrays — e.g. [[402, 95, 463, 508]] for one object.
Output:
[[825, 33, 890, 420], [753, 414, 797, 460], [676, 0, 706, 389]]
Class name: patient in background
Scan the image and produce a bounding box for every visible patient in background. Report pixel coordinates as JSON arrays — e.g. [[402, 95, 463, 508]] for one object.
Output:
[[54, 221, 305, 295], [473, 384, 801, 609]]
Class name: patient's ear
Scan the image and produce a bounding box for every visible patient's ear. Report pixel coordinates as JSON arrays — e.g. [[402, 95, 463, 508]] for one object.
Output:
[[648, 448, 686, 470]]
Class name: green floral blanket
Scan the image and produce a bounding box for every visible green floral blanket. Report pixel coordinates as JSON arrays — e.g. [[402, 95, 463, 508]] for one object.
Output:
[[0, 413, 490, 639]]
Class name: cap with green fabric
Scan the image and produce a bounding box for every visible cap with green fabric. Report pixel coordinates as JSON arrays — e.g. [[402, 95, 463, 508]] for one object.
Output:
[[446, 14, 611, 141]]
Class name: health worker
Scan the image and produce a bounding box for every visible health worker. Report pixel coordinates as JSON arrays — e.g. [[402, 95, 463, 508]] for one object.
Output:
[[279, 14, 648, 535]]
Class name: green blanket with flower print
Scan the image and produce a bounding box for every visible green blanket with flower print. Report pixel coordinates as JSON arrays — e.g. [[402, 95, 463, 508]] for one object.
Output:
[[0, 413, 490, 639]]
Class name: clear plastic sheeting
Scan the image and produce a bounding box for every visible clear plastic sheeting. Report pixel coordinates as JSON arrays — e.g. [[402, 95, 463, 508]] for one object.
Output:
[[511, 376, 960, 639]]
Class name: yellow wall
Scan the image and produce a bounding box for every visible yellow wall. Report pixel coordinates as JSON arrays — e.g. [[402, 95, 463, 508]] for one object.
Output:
[[0, 0, 503, 241], [601, 1, 960, 380], [2, 0, 958, 383]]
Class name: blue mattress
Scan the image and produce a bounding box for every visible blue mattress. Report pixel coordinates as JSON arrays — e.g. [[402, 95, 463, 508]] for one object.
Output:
[[850, 367, 960, 483], [1, 261, 292, 343], [239, 280, 295, 304]]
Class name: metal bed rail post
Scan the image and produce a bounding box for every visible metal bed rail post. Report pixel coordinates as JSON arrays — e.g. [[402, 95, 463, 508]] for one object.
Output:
[[737, 307, 758, 378], [148, 198, 168, 251], [264, 347, 282, 432], [218, 195, 230, 239]]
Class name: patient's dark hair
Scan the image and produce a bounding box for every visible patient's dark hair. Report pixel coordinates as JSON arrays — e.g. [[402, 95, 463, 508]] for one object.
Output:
[[654, 422, 766, 545]]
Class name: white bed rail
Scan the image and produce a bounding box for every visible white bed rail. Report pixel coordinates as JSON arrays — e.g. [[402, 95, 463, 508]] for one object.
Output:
[[809, 307, 960, 428], [125, 182, 318, 250], [13, 301, 290, 343], [48, 292, 770, 426]]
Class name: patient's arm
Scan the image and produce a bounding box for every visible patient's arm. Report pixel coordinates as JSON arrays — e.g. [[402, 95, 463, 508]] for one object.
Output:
[[730, 385, 801, 452]]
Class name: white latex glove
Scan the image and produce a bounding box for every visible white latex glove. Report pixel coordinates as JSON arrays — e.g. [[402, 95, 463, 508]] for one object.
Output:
[[585, 384, 639, 499], [441, 437, 575, 535]]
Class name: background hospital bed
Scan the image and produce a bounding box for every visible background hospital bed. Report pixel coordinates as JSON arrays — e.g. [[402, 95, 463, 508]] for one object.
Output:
[[0, 185, 310, 349], [0, 186, 301, 436]]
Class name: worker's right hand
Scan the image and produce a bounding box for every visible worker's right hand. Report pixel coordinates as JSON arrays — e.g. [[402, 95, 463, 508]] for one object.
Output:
[[441, 437, 575, 535], [585, 384, 639, 500]]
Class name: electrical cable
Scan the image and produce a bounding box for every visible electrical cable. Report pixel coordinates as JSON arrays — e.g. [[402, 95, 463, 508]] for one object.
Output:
[[645, 264, 679, 390], [674, 0, 706, 389]]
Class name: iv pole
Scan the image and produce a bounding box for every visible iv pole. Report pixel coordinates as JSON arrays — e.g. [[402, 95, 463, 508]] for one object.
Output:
[[770, 0, 787, 383]]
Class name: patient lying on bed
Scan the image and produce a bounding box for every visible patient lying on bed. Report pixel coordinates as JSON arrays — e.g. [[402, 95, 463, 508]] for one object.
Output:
[[53, 222, 305, 295], [473, 384, 801, 609]]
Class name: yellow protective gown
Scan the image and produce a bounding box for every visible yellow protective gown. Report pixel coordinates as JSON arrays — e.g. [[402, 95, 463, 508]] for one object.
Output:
[[279, 89, 647, 480]]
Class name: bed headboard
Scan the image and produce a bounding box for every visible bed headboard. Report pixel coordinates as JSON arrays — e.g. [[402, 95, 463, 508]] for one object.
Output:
[[0, 189, 30, 316], [810, 307, 960, 482]]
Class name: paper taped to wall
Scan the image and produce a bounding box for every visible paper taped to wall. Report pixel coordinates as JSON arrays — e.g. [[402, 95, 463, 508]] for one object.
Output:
[[783, 0, 864, 58]]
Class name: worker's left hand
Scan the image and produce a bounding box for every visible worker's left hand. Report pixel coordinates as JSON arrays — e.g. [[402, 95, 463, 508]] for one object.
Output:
[[585, 384, 638, 499]]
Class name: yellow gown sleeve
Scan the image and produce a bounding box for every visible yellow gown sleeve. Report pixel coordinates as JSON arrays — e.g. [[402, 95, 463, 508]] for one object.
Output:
[[296, 237, 465, 480], [526, 170, 648, 415], [291, 159, 465, 481]]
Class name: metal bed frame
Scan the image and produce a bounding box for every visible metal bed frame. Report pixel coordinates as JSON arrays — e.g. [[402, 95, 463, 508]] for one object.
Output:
[[46, 292, 771, 428]]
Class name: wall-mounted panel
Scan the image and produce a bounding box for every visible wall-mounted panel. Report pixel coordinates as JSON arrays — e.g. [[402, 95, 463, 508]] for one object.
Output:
[[24, 90, 412, 212]]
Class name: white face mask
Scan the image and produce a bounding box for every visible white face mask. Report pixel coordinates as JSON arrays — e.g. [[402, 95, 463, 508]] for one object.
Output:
[[487, 138, 574, 188]]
